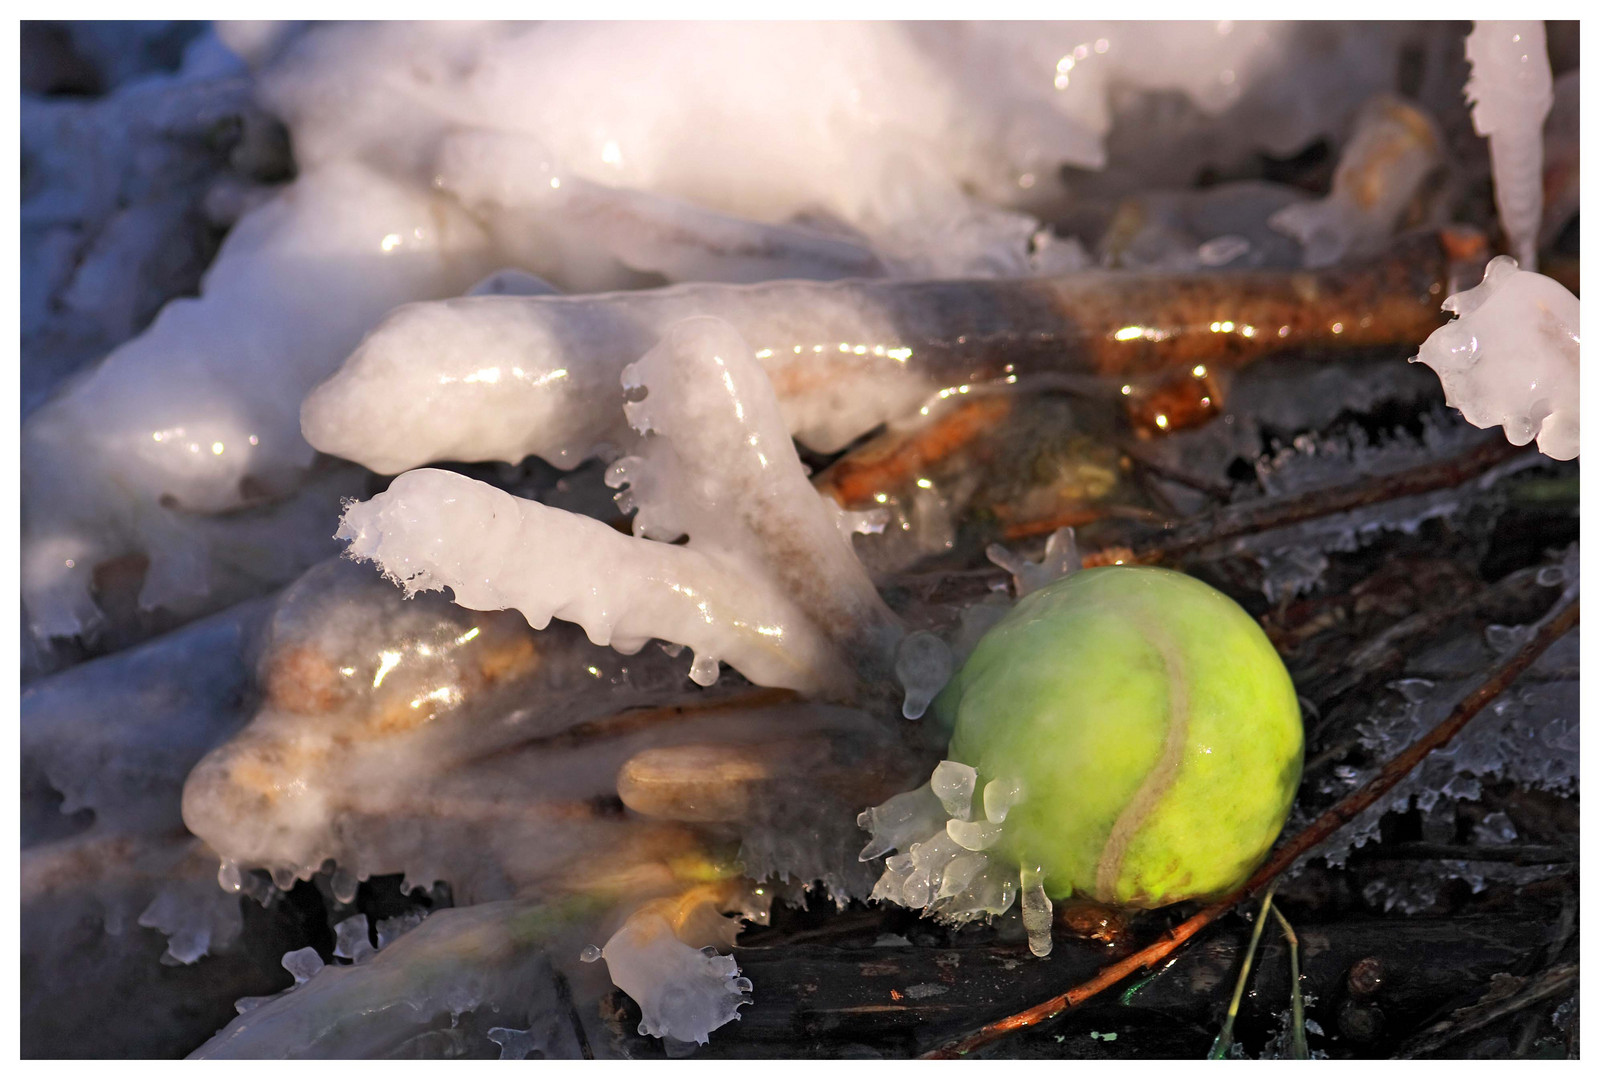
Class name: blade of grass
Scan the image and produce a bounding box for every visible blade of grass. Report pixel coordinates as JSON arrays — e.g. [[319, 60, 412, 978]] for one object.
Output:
[[1271, 906, 1308, 1060], [1208, 882, 1278, 1059]]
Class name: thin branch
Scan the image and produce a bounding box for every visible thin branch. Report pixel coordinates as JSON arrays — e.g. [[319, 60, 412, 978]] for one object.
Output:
[[921, 597, 1577, 1058], [1393, 961, 1578, 1058], [1084, 437, 1529, 568]]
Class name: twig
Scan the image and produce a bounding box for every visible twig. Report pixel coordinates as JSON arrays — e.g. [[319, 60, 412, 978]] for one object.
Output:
[[1393, 962, 1578, 1058], [921, 597, 1577, 1058], [1083, 437, 1527, 567], [1345, 841, 1576, 867]]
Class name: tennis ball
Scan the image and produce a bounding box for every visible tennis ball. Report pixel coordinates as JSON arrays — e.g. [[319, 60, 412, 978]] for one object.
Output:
[[939, 565, 1303, 908]]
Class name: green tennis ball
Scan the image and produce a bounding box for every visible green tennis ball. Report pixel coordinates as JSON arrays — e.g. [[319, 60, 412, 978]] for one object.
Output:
[[939, 566, 1303, 909]]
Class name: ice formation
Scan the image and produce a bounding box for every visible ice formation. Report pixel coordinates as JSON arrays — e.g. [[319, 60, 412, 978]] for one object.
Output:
[[336, 318, 903, 695], [986, 526, 1084, 598], [1309, 549, 1579, 908], [23, 597, 266, 843], [21, 50, 287, 414], [1464, 21, 1553, 271], [182, 556, 905, 913], [24, 20, 1419, 645], [587, 902, 752, 1045], [1268, 96, 1442, 268], [181, 558, 705, 899], [20, 19, 1584, 1059], [858, 764, 1036, 949], [193, 901, 585, 1058], [302, 279, 939, 475], [1412, 256, 1579, 460], [21, 161, 495, 642]]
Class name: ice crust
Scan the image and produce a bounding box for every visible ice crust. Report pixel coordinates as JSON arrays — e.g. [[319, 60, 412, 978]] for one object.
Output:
[[1412, 256, 1579, 460]]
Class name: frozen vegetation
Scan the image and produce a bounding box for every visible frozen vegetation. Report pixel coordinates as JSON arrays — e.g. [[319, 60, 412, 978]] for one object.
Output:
[[19, 18, 1580, 1059]]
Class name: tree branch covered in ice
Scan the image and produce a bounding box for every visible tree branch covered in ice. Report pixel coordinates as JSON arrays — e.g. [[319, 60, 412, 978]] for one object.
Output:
[[336, 318, 903, 696], [22, 20, 1428, 646]]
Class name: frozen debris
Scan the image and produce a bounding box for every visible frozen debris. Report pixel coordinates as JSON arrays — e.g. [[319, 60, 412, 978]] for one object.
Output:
[[857, 784, 949, 863], [23, 20, 1430, 647], [337, 318, 903, 695], [595, 908, 752, 1045], [180, 557, 717, 902], [21, 596, 268, 845], [21, 67, 288, 415], [1235, 415, 1541, 602], [24, 832, 243, 966], [133, 876, 243, 967], [192, 901, 578, 1059], [282, 946, 325, 985], [1268, 96, 1442, 268], [1412, 255, 1578, 460], [1465, 21, 1553, 270], [987, 526, 1082, 597], [983, 777, 1025, 824], [21, 160, 497, 643], [1019, 865, 1055, 958], [338, 469, 845, 694], [258, 22, 1397, 285], [861, 764, 1028, 931]]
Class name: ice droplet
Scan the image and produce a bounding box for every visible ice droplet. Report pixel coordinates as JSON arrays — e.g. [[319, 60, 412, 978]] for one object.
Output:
[[333, 914, 376, 963], [689, 651, 721, 686], [983, 776, 1025, 823], [896, 629, 953, 720], [281, 946, 325, 985], [1020, 865, 1054, 958], [580, 944, 603, 963], [330, 865, 359, 905], [930, 760, 978, 821], [947, 818, 1004, 851]]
